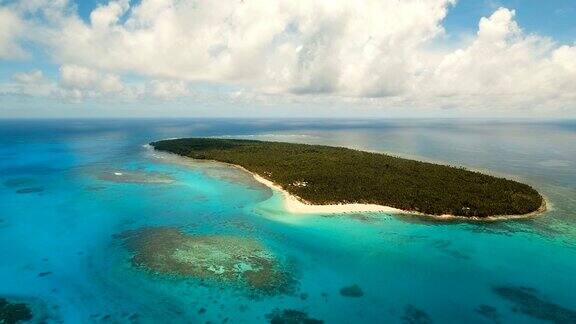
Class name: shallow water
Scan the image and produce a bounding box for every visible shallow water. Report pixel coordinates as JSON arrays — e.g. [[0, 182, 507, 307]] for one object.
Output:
[[0, 119, 575, 323]]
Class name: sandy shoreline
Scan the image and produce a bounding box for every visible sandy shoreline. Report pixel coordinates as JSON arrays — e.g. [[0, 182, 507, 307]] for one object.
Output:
[[146, 143, 547, 221], [249, 170, 410, 215], [243, 166, 548, 221]]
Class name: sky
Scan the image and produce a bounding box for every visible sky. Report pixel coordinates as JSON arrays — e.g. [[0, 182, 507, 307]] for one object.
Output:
[[0, 0, 575, 119]]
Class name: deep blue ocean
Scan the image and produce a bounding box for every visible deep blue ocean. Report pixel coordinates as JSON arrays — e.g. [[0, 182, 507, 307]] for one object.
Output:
[[1, 119, 575, 323]]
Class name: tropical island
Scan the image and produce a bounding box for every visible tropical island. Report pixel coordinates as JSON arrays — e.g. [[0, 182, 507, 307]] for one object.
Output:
[[150, 138, 545, 218]]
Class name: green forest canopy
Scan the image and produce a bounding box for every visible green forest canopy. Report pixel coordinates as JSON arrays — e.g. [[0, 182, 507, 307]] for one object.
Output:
[[151, 138, 543, 217]]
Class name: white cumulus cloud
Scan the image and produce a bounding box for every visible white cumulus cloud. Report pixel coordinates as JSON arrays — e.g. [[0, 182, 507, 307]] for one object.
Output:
[[148, 80, 189, 99], [12, 70, 44, 83], [0, 7, 28, 59], [56, 65, 131, 101], [0, 1, 575, 114], [60, 65, 100, 89], [423, 8, 576, 110], [39, 0, 457, 97], [57, 64, 192, 101]]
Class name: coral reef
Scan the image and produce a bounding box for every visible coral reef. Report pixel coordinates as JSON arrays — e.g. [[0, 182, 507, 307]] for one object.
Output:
[[0, 298, 33, 324], [266, 309, 323, 324], [493, 285, 576, 323], [339, 284, 364, 297], [118, 227, 294, 294]]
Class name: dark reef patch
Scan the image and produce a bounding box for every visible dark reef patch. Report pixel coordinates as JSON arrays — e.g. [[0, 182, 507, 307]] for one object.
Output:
[[476, 305, 501, 323], [493, 285, 576, 323], [402, 305, 432, 324], [266, 309, 323, 324], [15, 187, 44, 194], [0, 297, 33, 324], [339, 284, 364, 298], [117, 227, 295, 295]]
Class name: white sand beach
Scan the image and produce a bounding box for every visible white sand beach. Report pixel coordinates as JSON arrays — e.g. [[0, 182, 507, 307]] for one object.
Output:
[[249, 172, 408, 214], [243, 167, 547, 221]]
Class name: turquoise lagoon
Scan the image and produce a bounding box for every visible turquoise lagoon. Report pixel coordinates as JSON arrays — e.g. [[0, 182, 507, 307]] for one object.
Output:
[[0, 119, 575, 323]]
